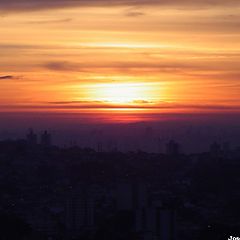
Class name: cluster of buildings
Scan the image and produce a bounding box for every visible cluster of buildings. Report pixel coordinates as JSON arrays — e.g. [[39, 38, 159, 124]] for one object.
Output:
[[26, 129, 52, 147], [20, 183, 176, 240], [0, 130, 239, 239], [64, 183, 176, 240]]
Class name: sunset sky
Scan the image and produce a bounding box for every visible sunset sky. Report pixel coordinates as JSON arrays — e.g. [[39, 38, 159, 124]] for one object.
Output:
[[0, 0, 240, 123]]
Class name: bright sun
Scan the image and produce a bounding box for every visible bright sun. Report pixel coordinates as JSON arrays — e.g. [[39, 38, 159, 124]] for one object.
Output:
[[93, 82, 150, 104]]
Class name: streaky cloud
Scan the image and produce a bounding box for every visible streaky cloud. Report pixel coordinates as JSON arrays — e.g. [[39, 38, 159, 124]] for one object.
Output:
[[0, 75, 14, 80], [26, 18, 72, 24], [0, 0, 239, 12]]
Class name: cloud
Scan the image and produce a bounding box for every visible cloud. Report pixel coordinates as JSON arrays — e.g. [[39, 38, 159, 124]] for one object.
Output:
[[26, 18, 72, 24], [0, 75, 14, 80], [125, 9, 145, 17], [43, 60, 200, 72], [49, 100, 104, 105], [2, 101, 240, 112], [0, 0, 239, 12], [43, 61, 81, 71]]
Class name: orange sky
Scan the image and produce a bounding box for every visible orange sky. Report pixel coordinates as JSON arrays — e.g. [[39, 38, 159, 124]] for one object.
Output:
[[0, 1, 240, 122]]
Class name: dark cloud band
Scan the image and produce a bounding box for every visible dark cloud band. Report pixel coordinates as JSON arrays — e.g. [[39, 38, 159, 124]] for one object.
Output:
[[0, 0, 239, 12], [0, 75, 14, 80]]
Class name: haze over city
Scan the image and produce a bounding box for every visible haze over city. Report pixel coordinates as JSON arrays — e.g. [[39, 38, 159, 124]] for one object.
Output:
[[0, 1, 240, 239]]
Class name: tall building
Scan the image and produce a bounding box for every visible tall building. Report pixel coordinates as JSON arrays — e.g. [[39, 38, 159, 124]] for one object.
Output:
[[26, 129, 37, 146], [166, 140, 180, 156], [135, 206, 177, 240], [116, 183, 148, 211], [210, 142, 221, 157], [222, 141, 231, 155], [97, 141, 103, 153], [115, 183, 177, 240], [65, 188, 94, 237], [41, 130, 52, 147]]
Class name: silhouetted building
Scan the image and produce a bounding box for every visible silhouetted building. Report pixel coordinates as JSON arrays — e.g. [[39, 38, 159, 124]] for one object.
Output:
[[166, 140, 180, 156], [26, 129, 37, 146], [97, 141, 103, 152], [210, 142, 221, 157], [26, 208, 59, 237], [136, 207, 177, 240], [116, 183, 148, 210], [116, 183, 177, 239], [223, 141, 231, 155], [41, 130, 52, 147], [65, 189, 94, 237]]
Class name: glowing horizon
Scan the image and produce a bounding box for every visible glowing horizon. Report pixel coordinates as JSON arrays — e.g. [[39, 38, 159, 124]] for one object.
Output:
[[0, 1, 240, 122]]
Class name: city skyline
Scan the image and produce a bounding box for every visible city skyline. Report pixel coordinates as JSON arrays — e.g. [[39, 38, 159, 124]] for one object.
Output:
[[1, 2, 240, 239]]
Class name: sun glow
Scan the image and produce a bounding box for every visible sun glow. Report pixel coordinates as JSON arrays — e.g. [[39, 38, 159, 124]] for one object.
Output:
[[93, 82, 152, 104]]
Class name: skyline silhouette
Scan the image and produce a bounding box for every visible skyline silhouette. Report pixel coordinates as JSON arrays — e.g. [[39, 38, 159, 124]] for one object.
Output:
[[0, 0, 240, 239]]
